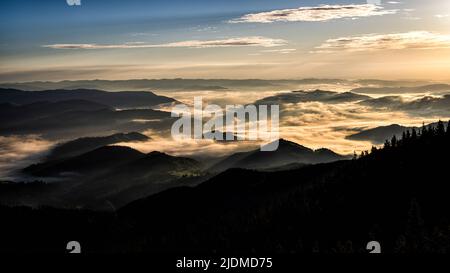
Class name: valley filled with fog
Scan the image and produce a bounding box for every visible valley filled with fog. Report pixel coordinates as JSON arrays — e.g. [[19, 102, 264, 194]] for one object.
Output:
[[1, 79, 449, 183]]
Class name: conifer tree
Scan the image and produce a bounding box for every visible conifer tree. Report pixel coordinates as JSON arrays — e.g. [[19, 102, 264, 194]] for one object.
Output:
[[447, 120, 450, 137], [428, 124, 435, 136], [371, 146, 378, 154], [421, 122, 427, 138], [391, 135, 398, 147], [436, 120, 445, 136], [411, 128, 417, 140], [406, 198, 425, 250]]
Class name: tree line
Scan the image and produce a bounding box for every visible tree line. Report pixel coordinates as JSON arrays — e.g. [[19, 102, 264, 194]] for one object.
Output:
[[355, 120, 450, 159]]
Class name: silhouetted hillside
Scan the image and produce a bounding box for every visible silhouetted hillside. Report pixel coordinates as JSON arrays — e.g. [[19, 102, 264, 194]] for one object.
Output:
[[47, 132, 149, 161], [14, 146, 205, 209], [24, 146, 145, 177], [347, 124, 410, 144], [347, 121, 448, 144], [210, 139, 347, 173], [0, 100, 110, 128], [118, 120, 450, 253], [0, 88, 176, 108], [0, 121, 449, 253], [61, 151, 204, 209], [0, 101, 173, 139]]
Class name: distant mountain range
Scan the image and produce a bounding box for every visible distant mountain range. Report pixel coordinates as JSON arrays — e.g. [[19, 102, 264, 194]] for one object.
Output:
[[0, 79, 435, 92], [0, 99, 109, 128], [0, 88, 176, 108], [209, 139, 347, 173], [251, 88, 450, 117], [351, 84, 450, 94], [358, 94, 450, 116], [0, 99, 173, 139], [0, 79, 324, 91], [255, 90, 371, 105]]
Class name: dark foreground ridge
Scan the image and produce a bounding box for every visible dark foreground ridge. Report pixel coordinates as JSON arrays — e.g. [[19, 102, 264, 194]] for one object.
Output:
[[0, 121, 449, 254]]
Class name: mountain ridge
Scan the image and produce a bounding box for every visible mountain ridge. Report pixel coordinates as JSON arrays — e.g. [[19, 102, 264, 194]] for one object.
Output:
[[0, 88, 176, 108], [209, 138, 347, 173], [47, 132, 150, 161]]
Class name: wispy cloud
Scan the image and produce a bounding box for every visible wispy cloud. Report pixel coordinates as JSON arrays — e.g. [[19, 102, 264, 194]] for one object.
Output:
[[314, 31, 450, 53], [43, 36, 287, 49], [230, 4, 396, 23], [260, 48, 297, 54]]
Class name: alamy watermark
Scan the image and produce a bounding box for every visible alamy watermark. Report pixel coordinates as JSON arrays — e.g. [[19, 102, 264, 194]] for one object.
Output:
[[171, 97, 280, 151], [66, 0, 81, 6]]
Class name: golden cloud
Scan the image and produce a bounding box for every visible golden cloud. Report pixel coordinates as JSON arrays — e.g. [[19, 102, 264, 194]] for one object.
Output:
[[230, 4, 396, 23]]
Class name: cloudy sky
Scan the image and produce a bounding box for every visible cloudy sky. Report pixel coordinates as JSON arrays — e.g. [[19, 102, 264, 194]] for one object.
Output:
[[1, 0, 450, 81]]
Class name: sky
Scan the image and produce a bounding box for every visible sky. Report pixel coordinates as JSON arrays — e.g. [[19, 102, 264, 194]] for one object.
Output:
[[1, 0, 450, 81]]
